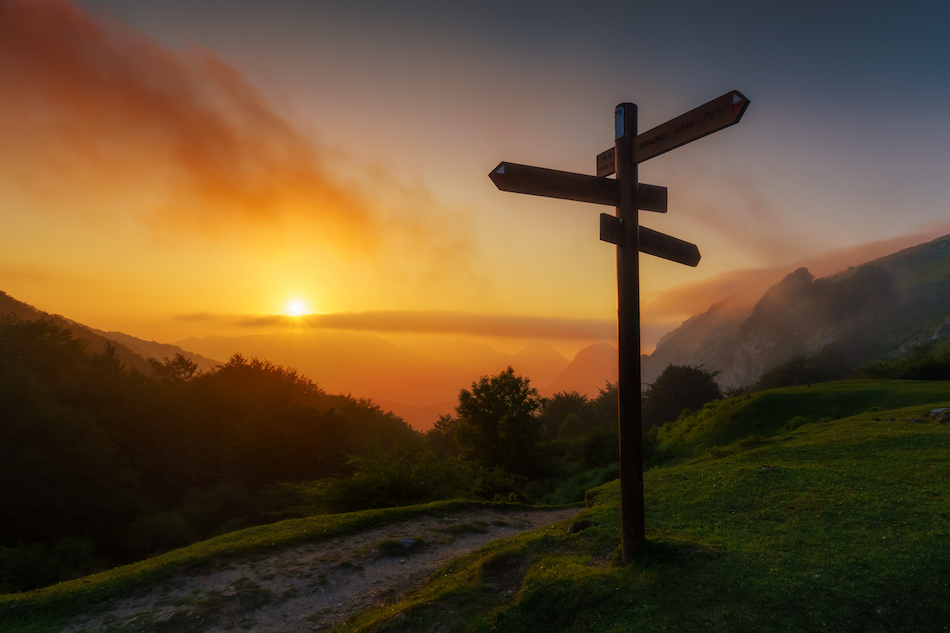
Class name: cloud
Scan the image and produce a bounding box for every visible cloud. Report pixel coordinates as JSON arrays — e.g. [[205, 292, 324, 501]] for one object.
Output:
[[0, 0, 471, 263], [178, 309, 616, 340]]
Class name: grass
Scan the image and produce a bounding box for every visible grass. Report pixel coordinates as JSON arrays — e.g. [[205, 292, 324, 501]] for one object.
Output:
[[656, 379, 950, 460], [335, 400, 950, 632], [5, 381, 950, 632]]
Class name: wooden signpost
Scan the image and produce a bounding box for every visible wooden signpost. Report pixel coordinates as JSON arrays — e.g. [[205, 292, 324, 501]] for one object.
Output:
[[489, 90, 749, 561]]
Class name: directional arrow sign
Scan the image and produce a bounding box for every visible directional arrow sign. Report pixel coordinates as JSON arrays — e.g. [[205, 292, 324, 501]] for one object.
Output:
[[598, 216, 700, 266], [597, 90, 750, 173], [638, 183, 667, 214], [597, 147, 615, 177], [490, 163, 667, 212], [633, 90, 749, 163], [490, 162, 619, 206], [639, 225, 701, 266]]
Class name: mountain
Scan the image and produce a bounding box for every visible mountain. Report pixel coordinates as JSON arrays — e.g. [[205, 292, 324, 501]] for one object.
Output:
[[542, 342, 618, 397], [0, 291, 152, 374], [642, 233, 950, 389]]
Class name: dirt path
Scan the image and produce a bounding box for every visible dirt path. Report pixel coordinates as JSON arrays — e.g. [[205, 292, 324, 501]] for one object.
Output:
[[63, 506, 581, 632]]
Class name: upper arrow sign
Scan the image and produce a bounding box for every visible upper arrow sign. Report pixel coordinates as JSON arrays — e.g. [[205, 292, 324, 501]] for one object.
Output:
[[633, 90, 749, 164], [490, 163, 668, 212], [597, 90, 750, 174]]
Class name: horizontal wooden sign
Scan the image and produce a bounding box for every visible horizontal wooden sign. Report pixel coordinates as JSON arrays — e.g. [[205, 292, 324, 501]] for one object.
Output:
[[490, 162, 619, 206], [599, 215, 700, 266], [597, 90, 750, 171], [597, 147, 615, 177], [491, 163, 667, 212], [639, 225, 701, 266]]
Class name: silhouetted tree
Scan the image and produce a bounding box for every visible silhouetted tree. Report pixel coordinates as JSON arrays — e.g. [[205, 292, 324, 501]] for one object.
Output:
[[541, 391, 593, 438], [148, 353, 199, 385], [642, 364, 722, 428], [426, 413, 462, 456], [455, 367, 545, 477]]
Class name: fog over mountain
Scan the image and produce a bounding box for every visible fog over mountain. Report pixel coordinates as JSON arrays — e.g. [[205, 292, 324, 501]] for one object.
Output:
[[642, 234, 950, 389]]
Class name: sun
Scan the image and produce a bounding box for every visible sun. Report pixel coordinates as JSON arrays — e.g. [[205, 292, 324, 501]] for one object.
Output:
[[285, 299, 308, 317]]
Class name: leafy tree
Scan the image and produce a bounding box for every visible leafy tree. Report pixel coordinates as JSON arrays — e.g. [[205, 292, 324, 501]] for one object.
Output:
[[541, 391, 593, 438], [148, 353, 199, 385], [642, 364, 722, 428], [591, 382, 618, 427], [455, 367, 546, 477], [426, 413, 462, 456]]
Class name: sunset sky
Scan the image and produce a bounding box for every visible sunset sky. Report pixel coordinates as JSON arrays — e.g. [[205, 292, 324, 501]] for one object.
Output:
[[3, 0, 950, 357]]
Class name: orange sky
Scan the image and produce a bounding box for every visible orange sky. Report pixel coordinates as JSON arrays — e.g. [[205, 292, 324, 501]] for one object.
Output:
[[3, 0, 950, 358]]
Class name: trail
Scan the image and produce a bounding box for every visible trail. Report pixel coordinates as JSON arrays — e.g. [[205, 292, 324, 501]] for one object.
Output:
[[63, 506, 581, 632]]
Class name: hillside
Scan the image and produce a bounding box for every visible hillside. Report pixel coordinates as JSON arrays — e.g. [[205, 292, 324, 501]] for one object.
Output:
[[4, 390, 949, 632], [0, 291, 152, 374], [643, 233, 950, 389]]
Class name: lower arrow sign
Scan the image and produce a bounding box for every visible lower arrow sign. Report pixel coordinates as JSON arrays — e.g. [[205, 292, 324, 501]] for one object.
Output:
[[599, 215, 700, 266], [639, 225, 701, 267]]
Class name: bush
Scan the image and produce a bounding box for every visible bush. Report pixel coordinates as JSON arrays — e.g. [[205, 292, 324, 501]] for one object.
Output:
[[292, 447, 499, 513], [123, 511, 198, 557], [643, 365, 722, 429], [542, 463, 620, 505], [0, 538, 103, 593]]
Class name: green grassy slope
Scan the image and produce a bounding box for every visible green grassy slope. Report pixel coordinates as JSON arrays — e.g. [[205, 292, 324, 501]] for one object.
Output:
[[656, 379, 950, 460], [342, 403, 950, 632]]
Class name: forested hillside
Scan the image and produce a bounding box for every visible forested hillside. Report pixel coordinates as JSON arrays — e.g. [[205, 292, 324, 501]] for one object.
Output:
[[0, 316, 634, 593], [0, 316, 418, 592]]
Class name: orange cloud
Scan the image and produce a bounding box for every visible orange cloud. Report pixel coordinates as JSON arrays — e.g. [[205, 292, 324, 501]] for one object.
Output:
[[0, 0, 469, 262], [179, 310, 616, 340]]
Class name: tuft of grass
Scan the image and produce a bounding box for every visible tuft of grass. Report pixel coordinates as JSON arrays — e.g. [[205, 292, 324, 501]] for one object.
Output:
[[377, 537, 425, 556], [442, 522, 490, 536]]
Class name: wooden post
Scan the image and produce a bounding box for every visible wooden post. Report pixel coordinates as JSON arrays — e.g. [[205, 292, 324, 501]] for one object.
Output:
[[615, 102, 645, 560]]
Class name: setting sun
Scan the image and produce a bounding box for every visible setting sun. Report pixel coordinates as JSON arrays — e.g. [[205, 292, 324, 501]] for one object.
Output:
[[285, 299, 308, 316]]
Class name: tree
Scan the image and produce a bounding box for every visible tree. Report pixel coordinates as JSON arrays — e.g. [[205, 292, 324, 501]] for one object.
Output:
[[642, 364, 722, 428], [455, 367, 545, 477], [541, 391, 593, 438], [148, 353, 199, 386]]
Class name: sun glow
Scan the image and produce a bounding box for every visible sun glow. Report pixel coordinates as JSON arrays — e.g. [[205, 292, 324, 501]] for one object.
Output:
[[285, 299, 308, 316]]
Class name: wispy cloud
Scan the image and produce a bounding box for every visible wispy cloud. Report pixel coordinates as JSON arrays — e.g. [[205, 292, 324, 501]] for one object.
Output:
[[176, 309, 616, 340]]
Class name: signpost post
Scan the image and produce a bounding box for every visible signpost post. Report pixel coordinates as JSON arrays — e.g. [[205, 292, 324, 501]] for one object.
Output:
[[489, 90, 749, 561]]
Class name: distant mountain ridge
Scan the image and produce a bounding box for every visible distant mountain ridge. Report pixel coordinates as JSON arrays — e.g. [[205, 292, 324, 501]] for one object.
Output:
[[642, 233, 950, 389], [89, 328, 222, 373]]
